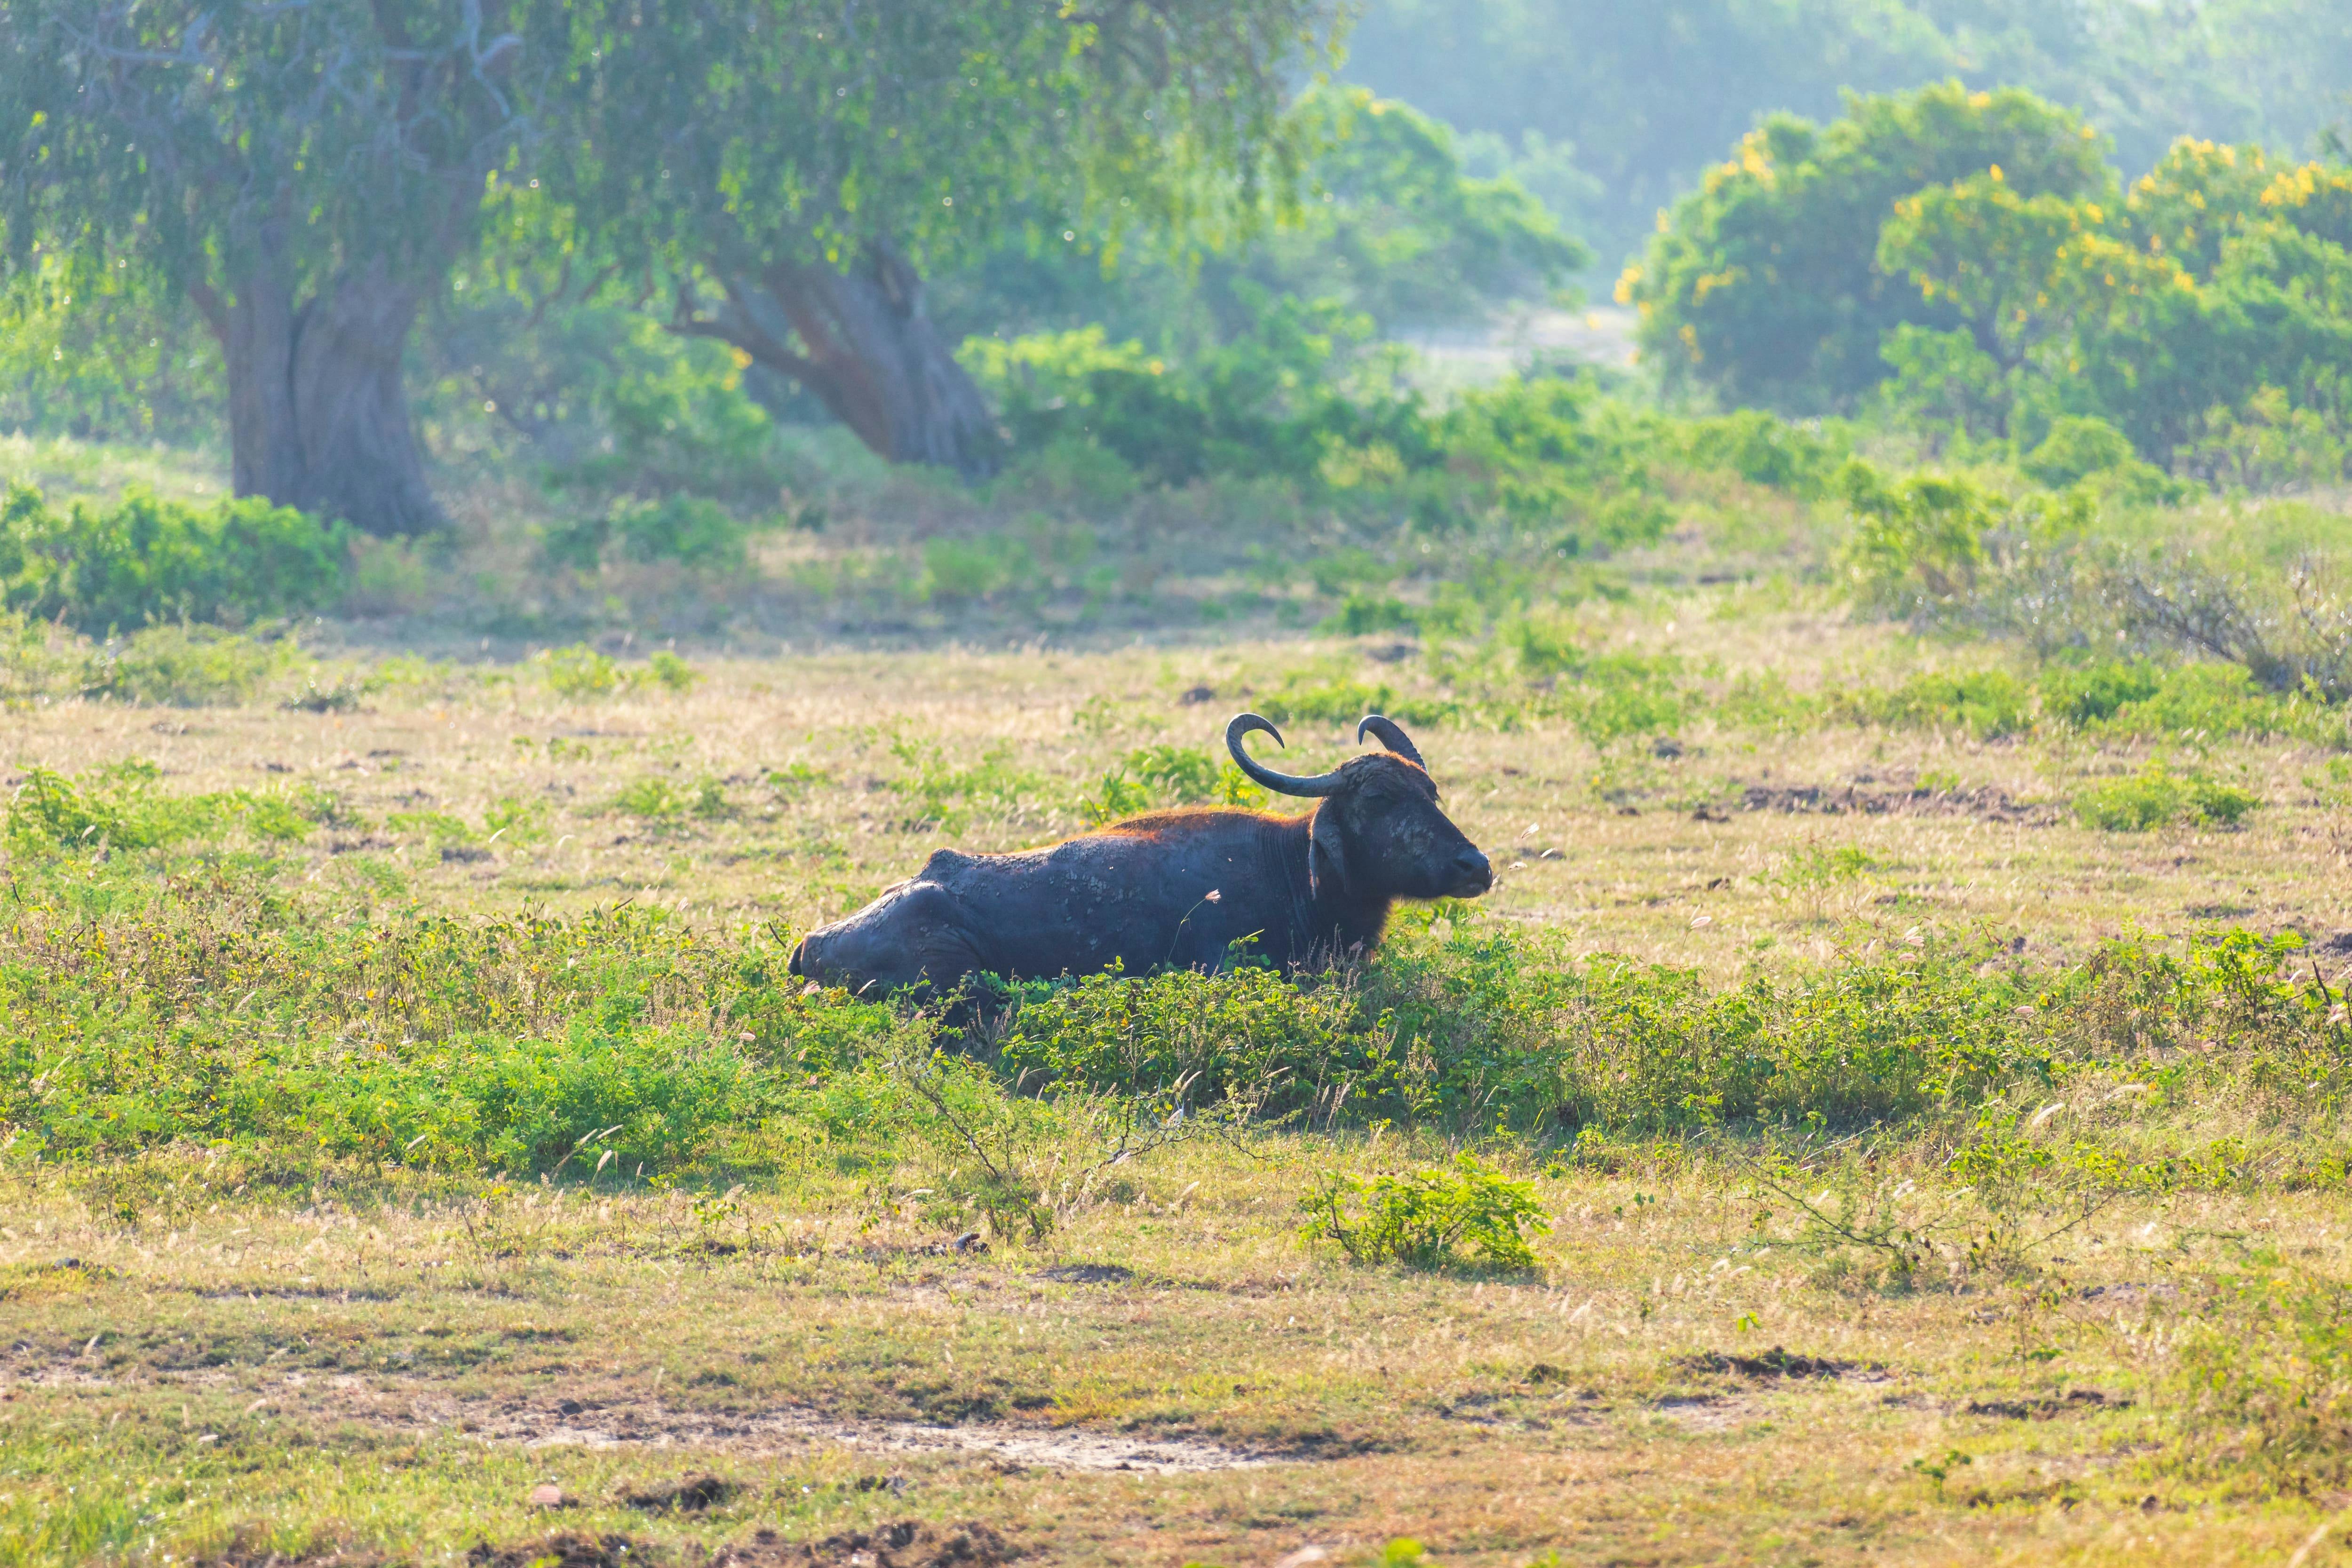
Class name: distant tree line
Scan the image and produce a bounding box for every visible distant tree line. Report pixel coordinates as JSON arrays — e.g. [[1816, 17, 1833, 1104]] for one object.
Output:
[[1628, 81, 2352, 484], [1343, 0, 2352, 270]]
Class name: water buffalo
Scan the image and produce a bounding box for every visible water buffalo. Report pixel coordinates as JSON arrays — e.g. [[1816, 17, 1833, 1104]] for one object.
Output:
[[787, 713, 1492, 997]]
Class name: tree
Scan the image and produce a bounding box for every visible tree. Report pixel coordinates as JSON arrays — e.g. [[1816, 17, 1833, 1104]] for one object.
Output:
[[541, 0, 1343, 479], [1878, 141, 2352, 467], [0, 3, 541, 535], [1623, 83, 2112, 413]]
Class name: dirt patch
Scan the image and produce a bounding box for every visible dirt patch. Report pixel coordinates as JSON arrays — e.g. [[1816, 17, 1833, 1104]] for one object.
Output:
[[1674, 1346, 1867, 1380], [457, 1523, 1015, 1568], [1738, 783, 2060, 824], [622, 1474, 739, 1513], [191, 1520, 1011, 1568], [1647, 1394, 1769, 1433], [0, 1345, 1286, 1473], [469, 1536, 645, 1568], [712, 1521, 1014, 1567], [474, 1394, 1276, 1473], [194, 1535, 389, 1568], [1032, 1264, 1133, 1285], [1964, 1389, 2130, 1420]]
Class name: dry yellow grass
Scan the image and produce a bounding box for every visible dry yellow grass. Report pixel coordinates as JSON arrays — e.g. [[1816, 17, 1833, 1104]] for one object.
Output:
[[8, 611, 2345, 975]]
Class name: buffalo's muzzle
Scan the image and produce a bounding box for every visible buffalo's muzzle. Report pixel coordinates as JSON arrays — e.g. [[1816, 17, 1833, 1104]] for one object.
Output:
[[1447, 847, 1494, 897]]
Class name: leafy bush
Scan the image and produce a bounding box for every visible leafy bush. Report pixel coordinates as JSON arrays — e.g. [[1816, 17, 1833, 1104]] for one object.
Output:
[[2074, 760, 2262, 831], [1833, 464, 2002, 618], [1299, 1153, 1550, 1271], [81, 624, 291, 706], [2038, 658, 2168, 726], [540, 324, 786, 505], [0, 483, 347, 632]]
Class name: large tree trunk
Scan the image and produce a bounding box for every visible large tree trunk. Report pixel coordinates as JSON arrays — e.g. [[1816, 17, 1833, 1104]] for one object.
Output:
[[197, 257, 441, 537], [685, 243, 1001, 480]]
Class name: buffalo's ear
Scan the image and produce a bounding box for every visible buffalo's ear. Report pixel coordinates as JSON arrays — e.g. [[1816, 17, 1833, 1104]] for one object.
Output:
[[1308, 803, 1351, 899]]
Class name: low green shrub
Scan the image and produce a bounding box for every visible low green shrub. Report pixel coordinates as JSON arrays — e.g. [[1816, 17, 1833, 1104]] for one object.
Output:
[[1834, 668, 2037, 740], [2074, 760, 2262, 831], [996, 964, 1357, 1112], [0, 897, 894, 1174], [540, 644, 625, 699], [82, 624, 291, 706], [4, 760, 322, 851], [537, 644, 703, 700], [1299, 1153, 1550, 1270], [0, 483, 347, 632]]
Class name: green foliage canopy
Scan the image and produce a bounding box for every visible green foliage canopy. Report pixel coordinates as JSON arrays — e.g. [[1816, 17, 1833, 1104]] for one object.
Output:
[[1624, 82, 2112, 413], [539, 0, 1344, 314]]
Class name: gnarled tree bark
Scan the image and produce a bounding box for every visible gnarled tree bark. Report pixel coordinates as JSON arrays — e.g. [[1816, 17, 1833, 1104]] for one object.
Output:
[[193, 253, 441, 538], [676, 242, 1001, 481]]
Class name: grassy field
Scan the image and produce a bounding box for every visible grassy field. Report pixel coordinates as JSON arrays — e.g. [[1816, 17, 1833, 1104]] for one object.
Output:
[[6, 439, 2352, 1564]]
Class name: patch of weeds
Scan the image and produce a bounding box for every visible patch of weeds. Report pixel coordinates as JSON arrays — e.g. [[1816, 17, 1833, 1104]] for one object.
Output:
[[886, 736, 1041, 832], [766, 761, 828, 798], [541, 644, 627, 700], [385, 810, 480, 852], [619, 1474, 738, 1513], [1773, 845, 1881, 888], [2074, 760, 2261, 831], [1757, 1172, 1951, 1295], [538, 644, 703, 701], [484, 795, 553, 846], [5, 759, 315, 851], [280, 672, 368, 713], [645, 649, 699, 693], [1836, 668, 2036, 740], [613, 776, 728, 826], [1299, 1153, 1549, 1271], [1257, 672, 1459, 729], [889, 1043, 1220, 1242], [995, 964, 1354, 1113], [2171, 1262, 2352, 1490], [1078, 744, 1267, 824]]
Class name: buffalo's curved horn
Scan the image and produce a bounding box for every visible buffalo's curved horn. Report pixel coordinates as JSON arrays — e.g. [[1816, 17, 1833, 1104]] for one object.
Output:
[[1226, 713, 1348, 797], [1356, 714, 1426, 769]]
